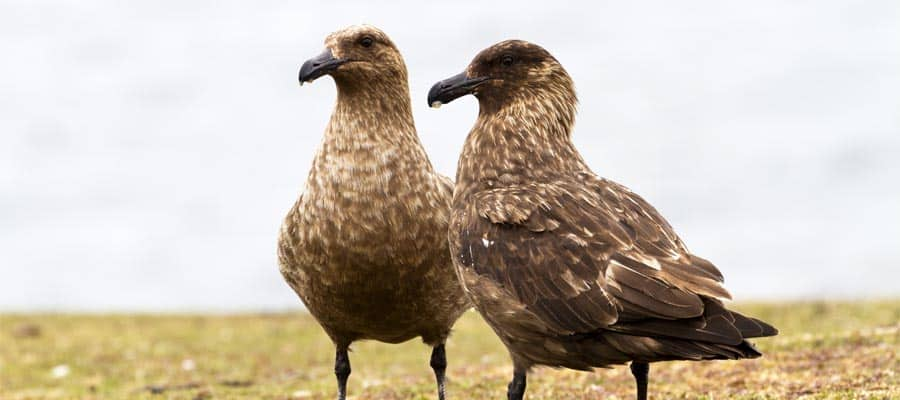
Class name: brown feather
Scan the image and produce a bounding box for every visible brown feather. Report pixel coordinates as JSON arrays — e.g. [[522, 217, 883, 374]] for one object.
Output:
[[445, 40, 777, 376], [279, 26, 469, 349]]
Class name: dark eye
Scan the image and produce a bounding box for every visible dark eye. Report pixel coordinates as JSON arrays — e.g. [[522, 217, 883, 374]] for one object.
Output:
[[501, 55, 514, 66], [359, 36, 374, 48]]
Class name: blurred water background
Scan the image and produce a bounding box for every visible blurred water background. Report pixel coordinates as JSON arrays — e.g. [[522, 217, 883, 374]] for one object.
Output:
[[1, 1, 898, 311]]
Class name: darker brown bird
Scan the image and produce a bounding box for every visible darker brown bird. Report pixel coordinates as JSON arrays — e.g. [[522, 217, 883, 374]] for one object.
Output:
[[428, 40, 777, 400], [279, 25, 469, 400]]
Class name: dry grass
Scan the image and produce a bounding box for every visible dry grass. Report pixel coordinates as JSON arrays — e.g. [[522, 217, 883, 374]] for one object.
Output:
[[1, 301, 897, 399]]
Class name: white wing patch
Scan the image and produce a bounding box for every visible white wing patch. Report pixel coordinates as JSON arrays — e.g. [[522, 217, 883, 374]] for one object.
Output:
[[631, 253, 662, 270]]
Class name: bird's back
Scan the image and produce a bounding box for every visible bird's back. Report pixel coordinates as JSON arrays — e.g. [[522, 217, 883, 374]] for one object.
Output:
[[451, 171, 775, 369]]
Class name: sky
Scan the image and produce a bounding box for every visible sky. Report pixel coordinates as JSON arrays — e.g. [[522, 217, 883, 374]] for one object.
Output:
[[1, 0, 898, 311]]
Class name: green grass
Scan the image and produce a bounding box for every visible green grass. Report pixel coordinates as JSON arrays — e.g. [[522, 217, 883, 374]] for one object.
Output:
[[1, 301, 898, 399]]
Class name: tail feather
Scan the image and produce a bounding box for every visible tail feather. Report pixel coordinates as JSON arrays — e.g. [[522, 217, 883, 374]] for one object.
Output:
[[600, 333, 762, 362], [732, 312, 779, 338], [600, 297, 776, 363]]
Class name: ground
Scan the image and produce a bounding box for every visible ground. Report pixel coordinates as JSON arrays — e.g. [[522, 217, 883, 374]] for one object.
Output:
[[1, 301, 897, 399]]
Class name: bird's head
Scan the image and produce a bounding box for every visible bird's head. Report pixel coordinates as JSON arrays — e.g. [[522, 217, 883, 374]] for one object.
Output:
[[427, 40, 576, 111], [298, 25, 407, 87]]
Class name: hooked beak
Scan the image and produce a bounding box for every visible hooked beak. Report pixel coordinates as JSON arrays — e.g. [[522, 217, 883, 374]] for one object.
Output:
[[427, 71, 490, 108], [298, 49, 347, 85]]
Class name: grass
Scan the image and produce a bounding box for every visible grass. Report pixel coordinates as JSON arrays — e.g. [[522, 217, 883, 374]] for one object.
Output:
[[1, 301, 898, 399]]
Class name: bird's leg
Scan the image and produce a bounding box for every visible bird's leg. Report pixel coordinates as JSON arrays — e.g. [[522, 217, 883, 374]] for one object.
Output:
[[430, 343, 448, 400], [334, 347, 351, 400], [630, 361, 649, 400], [506, 368, 527, 400]]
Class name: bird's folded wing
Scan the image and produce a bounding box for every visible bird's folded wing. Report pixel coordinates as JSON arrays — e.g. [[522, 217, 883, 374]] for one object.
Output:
[[591, 176, 732, 304], [455, 176, 732, 336]]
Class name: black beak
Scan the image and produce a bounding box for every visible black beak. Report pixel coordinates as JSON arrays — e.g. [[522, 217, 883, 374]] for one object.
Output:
[[298, 49, 346, 85], [427, 72, 489, 108]]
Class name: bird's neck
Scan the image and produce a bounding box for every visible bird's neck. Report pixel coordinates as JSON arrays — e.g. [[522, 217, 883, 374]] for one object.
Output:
[[315, 78, 433, 169], [326, 79, 419, 145], [455, 97, 587, 197], [308, 79, 435, 190]]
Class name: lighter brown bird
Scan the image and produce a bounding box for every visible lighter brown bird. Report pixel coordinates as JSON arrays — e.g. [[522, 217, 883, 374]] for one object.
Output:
[[279, 25, 469, 400], [428, 40, 777, 400]]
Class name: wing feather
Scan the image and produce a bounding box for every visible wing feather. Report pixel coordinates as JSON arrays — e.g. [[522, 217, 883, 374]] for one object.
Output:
[[454, 175, 736, 336]]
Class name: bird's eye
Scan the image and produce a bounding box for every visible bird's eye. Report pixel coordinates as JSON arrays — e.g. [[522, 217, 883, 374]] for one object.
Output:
[[359, 36, 374, 48], [501, 55, 514, 66]]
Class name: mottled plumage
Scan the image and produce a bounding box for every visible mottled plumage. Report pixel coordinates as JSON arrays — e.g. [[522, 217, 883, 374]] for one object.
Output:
[[278, 25, 469, 400], [428, 40, 777, 400]]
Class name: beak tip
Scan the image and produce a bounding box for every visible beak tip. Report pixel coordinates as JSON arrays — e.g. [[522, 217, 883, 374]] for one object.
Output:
[[428, 71, 482, 108], [298, 48, 341, 87]]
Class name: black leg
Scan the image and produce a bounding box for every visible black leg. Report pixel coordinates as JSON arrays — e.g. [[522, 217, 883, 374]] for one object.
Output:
[[430, 344, 448, 400], [630, 361, 649, 400], [335, 347, 351, 400], [506, 370, 527, 400]]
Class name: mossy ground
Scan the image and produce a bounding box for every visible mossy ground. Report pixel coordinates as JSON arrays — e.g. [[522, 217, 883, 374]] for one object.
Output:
[[1, 301, 897, 399]]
